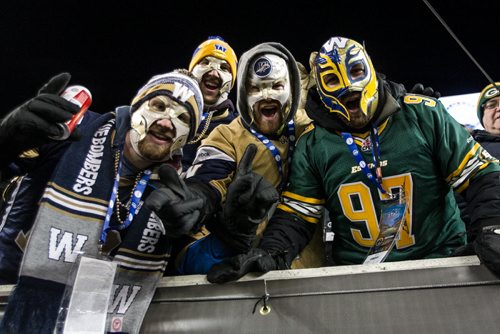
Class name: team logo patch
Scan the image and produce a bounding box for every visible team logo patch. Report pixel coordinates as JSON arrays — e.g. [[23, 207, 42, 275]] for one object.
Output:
[[111, 316, 123, 332], [254, 57, 272, 78], [214, 43, 227, 52], [360, 137, 372, 152], [485, 87, 499, 98]]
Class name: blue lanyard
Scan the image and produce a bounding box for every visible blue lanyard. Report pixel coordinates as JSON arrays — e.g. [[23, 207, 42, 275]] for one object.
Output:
[[249, 120, 296, 192], [370, 126, 383, 185], [341, 127, 386, 194], [100, 150, 152, 244]]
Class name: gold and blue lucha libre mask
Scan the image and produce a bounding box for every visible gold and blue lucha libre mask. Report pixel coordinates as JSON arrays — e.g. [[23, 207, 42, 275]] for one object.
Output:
[[312, 37, 379, 121]]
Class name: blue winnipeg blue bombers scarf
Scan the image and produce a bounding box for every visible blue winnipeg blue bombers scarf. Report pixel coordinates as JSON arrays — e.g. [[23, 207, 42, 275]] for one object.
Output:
[[0, 108, 171, 333]]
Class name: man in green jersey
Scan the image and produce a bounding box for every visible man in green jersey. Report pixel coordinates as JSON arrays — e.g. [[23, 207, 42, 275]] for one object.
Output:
[[207, 36, 500, 283]]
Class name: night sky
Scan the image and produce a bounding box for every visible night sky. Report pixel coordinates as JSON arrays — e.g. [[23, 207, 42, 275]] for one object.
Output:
[[1, 0, 498, 116]]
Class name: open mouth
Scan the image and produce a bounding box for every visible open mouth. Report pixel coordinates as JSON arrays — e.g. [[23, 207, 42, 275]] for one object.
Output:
[[345, 99, 360, 109], [261, 106, 278, 117], [341, 93, 361, 111], [148, 129, 173, 143], [258, 101, 281, 119], [202, 76, 221, 92]]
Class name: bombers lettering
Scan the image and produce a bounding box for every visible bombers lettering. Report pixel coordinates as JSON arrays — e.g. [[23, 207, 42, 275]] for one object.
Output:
[[73, 122, 113, 195], [351, 160, 388, 174], [137, 214, 166, 253]]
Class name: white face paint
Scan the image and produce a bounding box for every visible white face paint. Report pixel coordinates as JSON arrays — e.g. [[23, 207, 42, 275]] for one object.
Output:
[[130, 95, 191, 161], [247, 54, 291, 111], [192, 56, 233, 98]]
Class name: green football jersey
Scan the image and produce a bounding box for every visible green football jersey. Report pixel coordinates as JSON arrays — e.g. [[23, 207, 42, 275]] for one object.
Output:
[[278, 95, 500, 264]]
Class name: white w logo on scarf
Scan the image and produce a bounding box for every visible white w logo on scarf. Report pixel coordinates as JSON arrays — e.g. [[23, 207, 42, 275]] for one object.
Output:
[[108, 285, 142, 314], [48, 227, 88, 262]]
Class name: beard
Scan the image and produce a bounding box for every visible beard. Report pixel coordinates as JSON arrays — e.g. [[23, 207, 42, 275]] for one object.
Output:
[[252, 101, 285, 135], [255, 115, 283, 135], [137, 135, 172, 161], [338, 92, 376, 130], [339, 111, 372, 129]]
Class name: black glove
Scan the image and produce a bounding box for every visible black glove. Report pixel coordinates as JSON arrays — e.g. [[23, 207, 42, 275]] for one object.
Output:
[[451, 241, 476, 257], [473, 225, 500, 276], [206, 248, 278, 284], [225, 144, 279, 222], [0, 73, 80, 162], [409, 83, 441, 98], [146, 164, 205, 238], [216, 144, 279, 252]]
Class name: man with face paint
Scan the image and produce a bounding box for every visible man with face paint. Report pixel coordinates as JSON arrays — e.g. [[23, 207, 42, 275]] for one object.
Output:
[[149, 42, 320, 275], [206, 36, 500, 284], [181, 36, 239, 171], [0, 70, 204, 333], [246, 54, 291, 135]]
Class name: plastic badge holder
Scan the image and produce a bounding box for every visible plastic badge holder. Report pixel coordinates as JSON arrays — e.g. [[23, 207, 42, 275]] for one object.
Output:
[[364, 189, 408, 264], [55, 254, 117, 334]]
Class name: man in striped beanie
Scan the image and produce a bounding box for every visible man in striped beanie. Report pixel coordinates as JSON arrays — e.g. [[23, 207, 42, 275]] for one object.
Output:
[[0, 69, 203, 333]]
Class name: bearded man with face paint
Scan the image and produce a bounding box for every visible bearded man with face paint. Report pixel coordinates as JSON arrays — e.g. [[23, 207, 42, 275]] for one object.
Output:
[[149, 42, 320, 275], [0, 70, 204, 333], [206, 37, 500, 284], [181, 36, 239, 171]]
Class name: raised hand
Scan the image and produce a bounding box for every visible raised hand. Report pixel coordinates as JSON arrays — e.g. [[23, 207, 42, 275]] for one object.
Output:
[[409, 83, 441, 99], [0, 73, 80, 162], [217, 144, 279, 252], [146, 164, 205, 238], [225, 144, 279, 223]]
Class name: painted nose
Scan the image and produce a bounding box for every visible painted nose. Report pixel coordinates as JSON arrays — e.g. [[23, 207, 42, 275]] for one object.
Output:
[[262, 88, 271, 100], [207, 68, 220, 77], [155, 117, 174, 130]]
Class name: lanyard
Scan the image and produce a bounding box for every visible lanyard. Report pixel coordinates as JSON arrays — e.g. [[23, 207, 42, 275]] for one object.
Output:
[[341, 127, 386, 194], [100, 150, 152, 244], [369, 126, 383, 185], [249, 120, 296, 192]]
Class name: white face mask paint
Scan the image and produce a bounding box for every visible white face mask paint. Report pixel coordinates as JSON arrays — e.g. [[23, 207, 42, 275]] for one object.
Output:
[[192, 56, 233, 107], [246, 54, 291, 112], [130, 95, 190, 161]]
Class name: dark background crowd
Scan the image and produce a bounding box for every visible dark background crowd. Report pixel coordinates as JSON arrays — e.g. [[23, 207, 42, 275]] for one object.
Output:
[[1, 0, 499, 115]]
